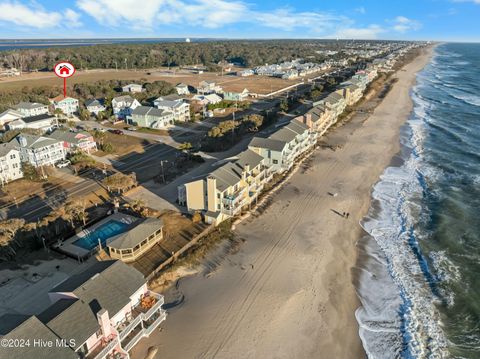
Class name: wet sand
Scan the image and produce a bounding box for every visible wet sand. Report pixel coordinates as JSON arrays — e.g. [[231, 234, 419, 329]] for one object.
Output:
[[131, 46, 434, 359]]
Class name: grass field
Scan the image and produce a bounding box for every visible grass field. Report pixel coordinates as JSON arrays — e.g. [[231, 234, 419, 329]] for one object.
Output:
[[0, 68, 306, 95]]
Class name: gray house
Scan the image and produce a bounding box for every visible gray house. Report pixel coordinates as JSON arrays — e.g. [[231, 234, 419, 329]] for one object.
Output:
[[130, 106, 174, 128]]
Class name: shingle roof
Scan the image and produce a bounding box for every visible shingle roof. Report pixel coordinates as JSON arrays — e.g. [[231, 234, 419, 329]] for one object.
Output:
[[249, 137, 287, 152], [48, 130, 92, 144], [1, 316, 78, 359], [14, 134, 61, 149], [85, 98, 103, 107], [132, 106, 167, 117], [108, 217, 163, 250], [38, 298, 100, 349], [235, 149, 264, 170], [112, 95, 136, 106], [0, 141, 19, 157]]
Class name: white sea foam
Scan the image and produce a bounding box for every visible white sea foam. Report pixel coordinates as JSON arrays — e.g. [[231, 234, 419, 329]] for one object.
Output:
[[356, 58, 451, 358]]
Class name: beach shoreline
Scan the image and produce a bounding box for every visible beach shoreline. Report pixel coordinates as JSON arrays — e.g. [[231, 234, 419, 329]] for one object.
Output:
[[131, 46, 435, 359]]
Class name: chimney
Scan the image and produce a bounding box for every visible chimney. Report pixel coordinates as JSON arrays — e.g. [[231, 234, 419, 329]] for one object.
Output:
[[96, 309, 112, 338]]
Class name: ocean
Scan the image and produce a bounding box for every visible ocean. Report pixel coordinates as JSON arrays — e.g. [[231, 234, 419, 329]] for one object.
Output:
[[356, 43, 480, 358]]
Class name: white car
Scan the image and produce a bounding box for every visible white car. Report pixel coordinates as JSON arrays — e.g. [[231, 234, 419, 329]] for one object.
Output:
[[56, 160, 71, 168]]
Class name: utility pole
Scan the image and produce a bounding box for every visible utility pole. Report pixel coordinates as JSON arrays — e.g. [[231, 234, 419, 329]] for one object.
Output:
[[160, 160, 167, 183], [124, 58, 128, 70]]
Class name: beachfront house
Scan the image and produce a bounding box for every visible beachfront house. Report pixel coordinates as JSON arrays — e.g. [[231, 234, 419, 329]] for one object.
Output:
[[122, 83, 143, 93], [14, 134, 65, 168], [112, 95, 141, 120], [336, 83, 363, 106], [153, 97, 190, 122], [223, 88, 249, 101], [249, 120, 314, 173], [0, 109, 23, 127], [108, 218, 164, 262], [0, 142, 23, 185], [50, 96, 80, 116], [178, 149, 272, 225], [6, 114, 58, 133], [85, 98, 106, 116], [197, 81, 223, 95], [130, 106, 174, 128], [48, 130, 97, 154], [321, 92, 346, 121], [175, 83, 190, 95], [0, 260, 167, 359], [191, 94, 223, 106], [14, 102, 49, 117], [306, 104, 334, 136]]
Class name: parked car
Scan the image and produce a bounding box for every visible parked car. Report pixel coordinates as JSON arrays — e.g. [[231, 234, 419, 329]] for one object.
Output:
[[127, 127, 137, 131], [109, 129, 124, 135], [56, 160, 71, 168]]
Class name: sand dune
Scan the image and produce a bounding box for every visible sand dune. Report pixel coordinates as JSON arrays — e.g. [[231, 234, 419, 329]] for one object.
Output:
[[131, 46, 434, 359]]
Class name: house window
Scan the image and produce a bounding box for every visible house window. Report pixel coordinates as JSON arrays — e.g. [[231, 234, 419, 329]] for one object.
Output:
[[273, 159, 278, 164]]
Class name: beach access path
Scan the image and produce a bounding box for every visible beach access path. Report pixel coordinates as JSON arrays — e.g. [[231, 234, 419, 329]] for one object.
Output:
[[131, 46, 435, 359]]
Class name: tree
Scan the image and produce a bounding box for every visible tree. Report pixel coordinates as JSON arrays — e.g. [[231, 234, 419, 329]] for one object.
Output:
[[100, 142, 114, 153], [280, 99, 289, 113], [79, 109, 90, 121], [92, 130, 106, 145], [178, 142, 193, 152], [243, 114, 264, 132], [54, 108, 64, 117], [102, 173, 137, 194]]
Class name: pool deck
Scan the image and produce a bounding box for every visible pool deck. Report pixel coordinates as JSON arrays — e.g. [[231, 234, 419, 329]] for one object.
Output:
[[54, 212, 139, 259]]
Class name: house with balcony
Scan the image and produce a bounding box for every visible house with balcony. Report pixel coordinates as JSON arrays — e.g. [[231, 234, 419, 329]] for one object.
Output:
[[130, 106, 174, 129], [48, 130, 97, 154], [248, 119, 314, 173], [175, 83, 190, 95], [0, 142, 23, 185], [197, 80, 223, 95], [321, 92, 346, 122], [85, 99, 106, 116], [112, 95, 141, 120], [223, 88, 249, 101], [50, 96, 80, 116], [6, 113, 58, 132], [153, 97, 190, 122], [336, 83, 363, 106], [14, 102, 49, 117], [14, 134, 65, 167], [108, 218, 163, 262], [306, 104, 333, 136], [0, 260, 167, 359], [178, 149, 271, 225]]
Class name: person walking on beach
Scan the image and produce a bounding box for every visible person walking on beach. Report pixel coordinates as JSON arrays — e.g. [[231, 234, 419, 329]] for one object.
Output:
[[346, 213, 350, 219], [342, 212, 346, 217]]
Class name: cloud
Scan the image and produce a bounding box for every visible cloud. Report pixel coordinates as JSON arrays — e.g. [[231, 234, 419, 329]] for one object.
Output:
[[392, 16, 422, 33], [451, 0, 480, 4], [0, 1, 62, 28], [64, 8, 82, 28], [77, 0, 349, 33], [355, 7, 366, 14], [332, 25, 385, 39]]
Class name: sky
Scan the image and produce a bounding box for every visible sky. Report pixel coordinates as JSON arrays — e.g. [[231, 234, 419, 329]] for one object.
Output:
[[0, 0, 479, 41]]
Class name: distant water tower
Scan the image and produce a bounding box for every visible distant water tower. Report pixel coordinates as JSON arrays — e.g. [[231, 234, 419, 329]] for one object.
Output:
[[185, 38, 191, 43]]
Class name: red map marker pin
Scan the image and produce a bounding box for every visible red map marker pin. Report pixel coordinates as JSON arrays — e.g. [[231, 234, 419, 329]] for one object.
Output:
[[54, 61, 76, 98]]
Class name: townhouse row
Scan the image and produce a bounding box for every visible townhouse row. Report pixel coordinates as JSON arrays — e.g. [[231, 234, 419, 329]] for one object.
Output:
[[177, 67, 379, 225]]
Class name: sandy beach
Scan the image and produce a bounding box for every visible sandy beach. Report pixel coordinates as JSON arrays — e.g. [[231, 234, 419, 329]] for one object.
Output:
[[131, 46, 434, 359]]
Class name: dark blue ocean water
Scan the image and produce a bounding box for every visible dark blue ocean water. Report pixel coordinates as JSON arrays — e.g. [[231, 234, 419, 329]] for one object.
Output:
[[356, 43, 480, 359]]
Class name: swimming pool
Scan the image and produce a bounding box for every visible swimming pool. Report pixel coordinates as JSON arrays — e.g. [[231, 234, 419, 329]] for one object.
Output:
[[72, 220, 130, 250]]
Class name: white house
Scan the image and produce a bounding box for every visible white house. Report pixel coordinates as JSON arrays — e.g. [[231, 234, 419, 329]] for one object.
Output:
[[6, 114, 58, 133], [197, 81, 223, 95], [50, 96, 79, 116], [85, 98, 106, 116], [122, 83, 143, 93], [153, 97, 190, 122], [0, 109, 23, 127], [48, 130, 97, 154], [14, 102, 49, 117], [0, 142, 23, 184], [175, 83, 190, 95], [112, 95, 141, 120], [1, 260, 167, 359], [14, 134, 65, 167], [192, 93, 223, 106]]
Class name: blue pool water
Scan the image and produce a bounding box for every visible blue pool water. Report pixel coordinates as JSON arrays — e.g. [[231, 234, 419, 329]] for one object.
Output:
[[72, 220, 130, 250]]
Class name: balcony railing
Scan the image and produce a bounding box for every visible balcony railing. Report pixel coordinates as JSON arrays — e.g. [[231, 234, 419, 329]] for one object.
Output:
[[86, 334, 119, 359], [144, 312, 167, 336]]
